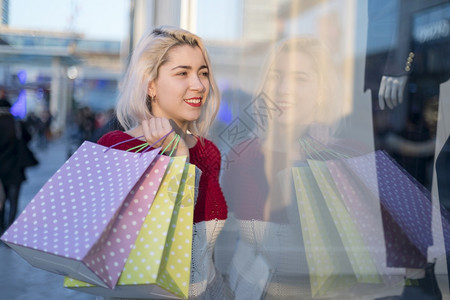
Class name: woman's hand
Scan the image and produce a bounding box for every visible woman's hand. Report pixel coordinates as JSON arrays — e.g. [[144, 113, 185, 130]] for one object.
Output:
[[141, 117, 189, 157]]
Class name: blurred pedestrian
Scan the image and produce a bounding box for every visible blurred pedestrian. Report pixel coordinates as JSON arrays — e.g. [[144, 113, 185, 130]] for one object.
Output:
[[0, 89, 10, 108], [33, 108, 52, 149], [0, 93, 20, 232], [92, 108, 123, 142], [0, 90, 38, 233]]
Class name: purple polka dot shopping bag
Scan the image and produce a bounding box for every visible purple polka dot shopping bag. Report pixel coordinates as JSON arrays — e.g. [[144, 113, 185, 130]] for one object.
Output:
[[64, 158, 199, 299], [0, 140, 169, 289], [340, 150, 450, 268]]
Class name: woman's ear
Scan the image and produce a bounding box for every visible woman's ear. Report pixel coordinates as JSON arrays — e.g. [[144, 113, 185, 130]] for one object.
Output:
[[147, 81, 156, 99]]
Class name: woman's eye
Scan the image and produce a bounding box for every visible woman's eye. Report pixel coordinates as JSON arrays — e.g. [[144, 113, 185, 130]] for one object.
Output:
[[295, 75, 308, 81], [267, 72, 280, 81], [177, 72, 187, 76], [296, 76, 310, 83], [200, 71, 209, 77]]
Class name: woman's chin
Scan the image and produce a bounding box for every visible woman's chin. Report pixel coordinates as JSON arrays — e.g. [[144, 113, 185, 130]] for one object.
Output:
[[182, 113, 202, 123], [273, 116, 298, 127]]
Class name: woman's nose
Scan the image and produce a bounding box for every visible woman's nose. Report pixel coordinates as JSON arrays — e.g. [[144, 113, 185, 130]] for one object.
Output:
[[277, 75, 292, 95], [190, 75, 206, 92]]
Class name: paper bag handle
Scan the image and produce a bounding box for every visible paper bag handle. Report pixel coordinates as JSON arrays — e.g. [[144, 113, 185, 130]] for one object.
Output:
[[135, 132, 180, 157], [103, 129, 174, 153]]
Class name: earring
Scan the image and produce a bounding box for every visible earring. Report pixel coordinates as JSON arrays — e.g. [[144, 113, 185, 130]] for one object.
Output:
[[151, 95, 156, 102]]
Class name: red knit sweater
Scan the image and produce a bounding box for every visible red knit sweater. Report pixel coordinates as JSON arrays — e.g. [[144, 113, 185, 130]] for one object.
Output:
[[97, 130, 227, 223]]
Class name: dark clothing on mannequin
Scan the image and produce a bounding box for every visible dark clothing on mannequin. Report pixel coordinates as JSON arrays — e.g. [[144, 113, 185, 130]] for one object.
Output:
[[365, 0, 450, 189], [436, 135, 450, 287], [364, 1, 450, 298]]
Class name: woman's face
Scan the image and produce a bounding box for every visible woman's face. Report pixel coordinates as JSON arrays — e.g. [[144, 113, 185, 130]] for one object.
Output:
[[262, 49, 320, 127], [149, 45, 210, 128]]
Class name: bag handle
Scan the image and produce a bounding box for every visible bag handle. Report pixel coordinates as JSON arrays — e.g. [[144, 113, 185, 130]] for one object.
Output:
[[136, 132, 181, 157], [160, 134, 181, 156], [103, 129, 174, 153], [299, 137, 351, 161], [124, 130, 181, 157]]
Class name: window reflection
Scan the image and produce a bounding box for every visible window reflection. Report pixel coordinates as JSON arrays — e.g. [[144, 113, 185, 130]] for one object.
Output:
[[208, 1, 450, 299]]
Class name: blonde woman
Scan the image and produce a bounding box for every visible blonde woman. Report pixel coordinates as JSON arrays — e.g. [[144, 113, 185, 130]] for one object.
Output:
[[98, 26, 228, 299]]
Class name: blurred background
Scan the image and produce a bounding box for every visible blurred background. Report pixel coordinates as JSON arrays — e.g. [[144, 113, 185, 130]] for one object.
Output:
[[1, 0, 449, 299]]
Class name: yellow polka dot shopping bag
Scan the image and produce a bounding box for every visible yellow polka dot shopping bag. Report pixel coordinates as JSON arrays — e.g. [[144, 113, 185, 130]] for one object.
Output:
[[0, 140, 168, 289], [64, 157, 200, 299], [292, 164, 358, 298], [291, 140, 381, 298]]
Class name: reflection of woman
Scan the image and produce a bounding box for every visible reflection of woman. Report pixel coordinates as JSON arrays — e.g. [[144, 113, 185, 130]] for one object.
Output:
[[221, 36, 356, 299]]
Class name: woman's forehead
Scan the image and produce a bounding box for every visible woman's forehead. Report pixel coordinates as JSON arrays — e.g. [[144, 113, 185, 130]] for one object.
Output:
[[270, 51, 315, 73], [164, 45, 207, 66]]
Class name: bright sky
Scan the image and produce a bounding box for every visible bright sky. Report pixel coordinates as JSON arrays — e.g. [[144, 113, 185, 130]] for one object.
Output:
[[9, 0, 129, 41]]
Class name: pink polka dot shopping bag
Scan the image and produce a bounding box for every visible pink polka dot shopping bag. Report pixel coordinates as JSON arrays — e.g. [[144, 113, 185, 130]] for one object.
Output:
[[0, 140, 168, 289]]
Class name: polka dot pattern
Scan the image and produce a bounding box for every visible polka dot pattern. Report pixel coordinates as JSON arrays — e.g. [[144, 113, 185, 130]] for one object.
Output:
[[65, 158, 195, 299], [1, 141, 162, 288], [157, 163, 196, 298], [326, 159, 401, 285], [308, 159, 381, 284], [343, 151, 440, 266], [84, 154, 169, 287], [292, 166, 355, 297]]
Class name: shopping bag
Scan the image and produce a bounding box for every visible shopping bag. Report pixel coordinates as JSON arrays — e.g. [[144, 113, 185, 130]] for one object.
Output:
[[0, 141, 165, 288], [292, 164, 357, 298], [292, 140, 383, 297], [307, 159, 382, 284], [340, 150, 450, 267], [325, 159, 404, 284], [64, 156, 199, 299]]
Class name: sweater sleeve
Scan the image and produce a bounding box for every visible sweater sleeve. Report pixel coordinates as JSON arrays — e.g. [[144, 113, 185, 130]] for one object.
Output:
[[189, 139, 227, 223], [97, 130, 146, 151]]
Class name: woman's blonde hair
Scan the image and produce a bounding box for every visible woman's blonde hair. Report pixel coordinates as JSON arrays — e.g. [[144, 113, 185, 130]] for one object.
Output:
[[116, 25, 220, 138]]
